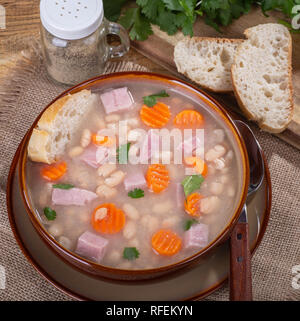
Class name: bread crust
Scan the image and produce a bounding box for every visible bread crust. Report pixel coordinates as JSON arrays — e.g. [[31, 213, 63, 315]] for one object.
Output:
[[174, 37, 243, 93], [27, 89, 92, 164], [231, 24, 294, 133]]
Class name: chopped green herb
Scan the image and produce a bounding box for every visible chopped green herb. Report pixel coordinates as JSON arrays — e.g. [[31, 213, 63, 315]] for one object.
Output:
[[184, 219, 198, 231], [123, 247, 140, 260], [117, 143, 131, 164], [181, 175, 204, 197], [143, 90, 169, 107], [52, 183, 74, 190], [43, 207, 57, 221], [128, 188, 145, 199]]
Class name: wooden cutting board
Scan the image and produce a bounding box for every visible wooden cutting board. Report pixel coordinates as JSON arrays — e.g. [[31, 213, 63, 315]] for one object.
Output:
[[132, 7, 300, 150]]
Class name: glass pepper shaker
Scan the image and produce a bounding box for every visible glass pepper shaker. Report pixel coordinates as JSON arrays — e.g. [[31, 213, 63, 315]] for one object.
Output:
[[40, 0, 130, 85]]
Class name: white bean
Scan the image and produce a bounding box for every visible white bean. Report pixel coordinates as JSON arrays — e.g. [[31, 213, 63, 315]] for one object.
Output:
[[97, 163, 117, 178], [128, 238, 139, 248], [162, 216, 180, 228], [123, 221, 137, 239], [126, 118, 140, 127], [58, 236, 72, 250], [227, 186, 235, 197], [209, 182, 224, 195], [105, 114, 120, 123], [68, 146, 83, 158], [48, 223, 63, 237], [106, 123, 118, 134], [96, 185, 117, 199], [205, 145, 226, 162], [141, 215, 159, 231], [95, 207, 108, 221], [152, 200, 173, 215], [107, 250, 122, 263], [80, 129, 92, 148], [128, 129, 143, 142], [220, 175, 230, 184], [214, 157, 226, 170], [105, 170, 125, 187], [122, 203, 140, 220], [200, 196, 221, 214], [213, 129, 225, 144]]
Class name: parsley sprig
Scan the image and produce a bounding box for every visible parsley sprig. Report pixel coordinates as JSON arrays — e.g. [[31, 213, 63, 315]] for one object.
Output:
[[128, 188, 145, 198], [43, 207, 57, 221], [123, 247, 140, 260], [143, 90, 169, 107], [103, 0, 300, 40]]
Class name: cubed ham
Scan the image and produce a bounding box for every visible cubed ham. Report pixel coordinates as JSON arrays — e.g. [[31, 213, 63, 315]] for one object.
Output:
[[100, 87, 133, 114], [176, 134, 204, 157], [176, 183, 184, 209], [75, 231, 108, 263], [79, 145, 108, 168], [52, 188, 98, 206], [139, 130, 160, 164], [124, 171, 147, 191], [184, 224, 209, 249]]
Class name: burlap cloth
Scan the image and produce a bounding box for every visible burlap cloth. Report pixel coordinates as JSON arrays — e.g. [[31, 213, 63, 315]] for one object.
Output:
[[0, 35, 299, 301]]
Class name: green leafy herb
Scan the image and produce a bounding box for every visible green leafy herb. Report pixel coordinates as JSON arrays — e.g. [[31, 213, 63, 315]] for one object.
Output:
[[184, 219, 198, 231], [109, 1, 300, 41], [52, 183, 74, 190], [143, 90, 169, 107], [43, 207, 57, 221], [117, 143, 131, 164], [123, 247, 140, 260], [181, 174, 204, 197], [128, 188, 145, 198]]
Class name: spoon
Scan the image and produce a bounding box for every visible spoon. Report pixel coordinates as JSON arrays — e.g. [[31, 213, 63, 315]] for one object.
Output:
[[229, 120, 265, 301]]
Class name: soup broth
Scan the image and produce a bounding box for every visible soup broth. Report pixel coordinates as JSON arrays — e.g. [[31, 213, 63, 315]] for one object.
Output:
[[26, 79, 243, 270]]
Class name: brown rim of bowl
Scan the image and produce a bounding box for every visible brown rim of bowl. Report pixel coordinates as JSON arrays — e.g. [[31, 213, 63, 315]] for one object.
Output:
[[7, 141, 271, 301], [17, 72, 250, 279]]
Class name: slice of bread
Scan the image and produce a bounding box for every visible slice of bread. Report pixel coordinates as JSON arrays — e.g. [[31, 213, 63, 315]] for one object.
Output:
[[28, 89, 98, 164], [174, 37, 243, 92], [231, 23, 293, 133]]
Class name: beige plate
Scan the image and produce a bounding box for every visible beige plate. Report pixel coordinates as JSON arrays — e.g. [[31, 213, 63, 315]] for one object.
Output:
[[6, 142, 271, 301]]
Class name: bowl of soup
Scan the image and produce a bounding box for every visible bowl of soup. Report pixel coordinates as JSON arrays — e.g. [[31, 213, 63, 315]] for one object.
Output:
[[18, 72, 249, 281]]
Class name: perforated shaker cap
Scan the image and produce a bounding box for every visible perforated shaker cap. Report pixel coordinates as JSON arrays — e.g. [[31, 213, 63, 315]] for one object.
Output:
[[40, 0, 104, 40]]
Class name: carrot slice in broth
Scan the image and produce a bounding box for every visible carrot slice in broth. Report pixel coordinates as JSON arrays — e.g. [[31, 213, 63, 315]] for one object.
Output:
[[152, 229, 182, 256], [140, 102, 171, 128], [174, 110, 204, 128], [184, 157, 208, 176], [91, 203, 126, 234], [184, 192, 202, 217], [146, 164, 170, 193], [41, 161, 67, 181]]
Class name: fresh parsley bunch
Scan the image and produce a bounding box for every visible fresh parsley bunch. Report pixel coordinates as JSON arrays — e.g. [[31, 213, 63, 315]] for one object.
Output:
[[103, 0, 300, 41]]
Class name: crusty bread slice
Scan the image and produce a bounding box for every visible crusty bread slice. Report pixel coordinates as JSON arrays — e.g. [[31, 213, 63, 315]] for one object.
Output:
[[174, 37, 243, 92], [231, 23, 293, 133], [28, 89, 98, 164]]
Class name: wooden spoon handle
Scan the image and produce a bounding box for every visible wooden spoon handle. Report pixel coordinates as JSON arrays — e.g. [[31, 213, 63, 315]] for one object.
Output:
[[230, 222, 253, 301]]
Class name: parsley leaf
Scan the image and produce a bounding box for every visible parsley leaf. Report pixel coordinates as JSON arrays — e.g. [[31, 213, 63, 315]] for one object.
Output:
[[103, 0, 129, 22], [181, 175, 204, 197], [128, 188, 145, 198], [184, 219, 198, 231], [117, 143, 131, 164], [143, 90, 169, 107], [119, 7, 153, 41], [44, 207, 57, 221], [52, 183, 74, 190], [123, 247, 140, 260]]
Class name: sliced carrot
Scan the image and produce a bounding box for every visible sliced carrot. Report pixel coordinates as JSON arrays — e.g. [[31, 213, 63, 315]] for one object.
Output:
[[174, 110, 204, 128], [184, 193, 202, 217], [41, 161, 67, 181], [146, 164, 170, 193], [92, 133, 109, 146], [152, 229, 182, 256], [140, 102, 171, 128], [91, 203, 126, 234], [184, 157, 208, 176]]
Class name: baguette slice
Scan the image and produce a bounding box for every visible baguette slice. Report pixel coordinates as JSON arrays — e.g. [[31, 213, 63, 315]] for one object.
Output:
[[174, 37, 243, 92], [231, 23, 293, 133], [28, 89, 98, 164]]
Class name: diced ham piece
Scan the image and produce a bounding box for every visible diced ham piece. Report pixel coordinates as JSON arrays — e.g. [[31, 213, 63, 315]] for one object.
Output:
[[184, 224, 209, 249], [176, 183, 184, 209], [139, 130, 160, 164], [176, 135, 203, 157], [124, 171, 147, 191], [75, 231, 108, 263], [52, 188, 98, 206], [100, 87, 133, 114], [79, 145, 108, 168]]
